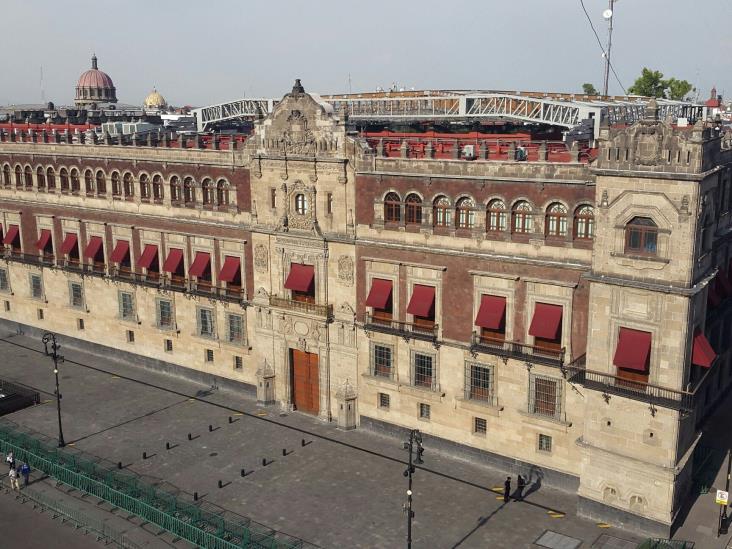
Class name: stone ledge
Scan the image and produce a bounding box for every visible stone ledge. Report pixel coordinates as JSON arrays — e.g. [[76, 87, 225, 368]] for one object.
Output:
[[577, 495, 672, 538]]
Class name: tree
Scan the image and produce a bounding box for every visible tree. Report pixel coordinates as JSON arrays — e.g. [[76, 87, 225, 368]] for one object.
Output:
[[628, 68, 695, 100], [582, 83, 598, 95]]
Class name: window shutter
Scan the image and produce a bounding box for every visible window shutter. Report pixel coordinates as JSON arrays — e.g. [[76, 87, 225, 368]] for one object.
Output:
[[196, 308, 202, 335], [118, 292, 124, 318]]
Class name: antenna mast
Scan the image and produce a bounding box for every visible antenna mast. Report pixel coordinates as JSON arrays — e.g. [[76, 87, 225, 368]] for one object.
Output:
[[602, 0, 615, 96]]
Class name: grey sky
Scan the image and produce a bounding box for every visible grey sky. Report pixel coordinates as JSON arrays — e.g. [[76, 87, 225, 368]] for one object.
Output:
[[1, 0, 729, 107]]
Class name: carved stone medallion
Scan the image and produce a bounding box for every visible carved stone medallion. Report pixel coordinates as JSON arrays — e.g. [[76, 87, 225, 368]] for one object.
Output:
[[338, 255, 354, 286], [254, 244, 268, 272]]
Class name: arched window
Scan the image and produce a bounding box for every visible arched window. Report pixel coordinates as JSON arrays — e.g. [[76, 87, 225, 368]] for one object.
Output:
[[183, 177, 195, 204], [512, 200, 533, 234], [170, 176, 181, 203], [14, 165, 22, 188], [70, 168, 80, 193], [294, 193, 308, 215], [96, 171, 106, 195], [2, 165, 10, 187], [384, 192, 401, 223], [433, 196, 451, 228], [545, 202, 568, 237], [625, 217, 658, 256], [486, 199, 507, 232], [574, 205, 594, 240], [36, 167, 45, 190], [123, 173, 134, 197], [152, 175, 163, 201], [84, 170, 94, 194], [46, 167, 55, 190], [59, 168, 69, 191], [111, 171, 121, 196], [201, 178, 213, 205], [24, 166, 33, 188], [405, 194, 422, 225], [139, 174, 150, 200], [216, 179, 228, 206], [455, 197, 476, 229]]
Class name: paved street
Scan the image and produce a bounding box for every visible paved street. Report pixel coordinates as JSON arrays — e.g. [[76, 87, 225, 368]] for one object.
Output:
[[0, 329, 715, 548]]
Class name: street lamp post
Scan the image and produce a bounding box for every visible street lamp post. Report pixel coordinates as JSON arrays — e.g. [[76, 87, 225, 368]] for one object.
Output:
[[42, 332, 65, 448], [403, 429, 424, 549]]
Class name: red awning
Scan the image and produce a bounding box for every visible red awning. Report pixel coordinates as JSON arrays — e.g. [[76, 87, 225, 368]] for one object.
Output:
[[218, 256, 241, 283], [188, 251, 211, 277], [2, 225, 19, 245], [60, 233, 78, 255], [284, 264, 315, 292], [475, 295, 506, 330], [407, 284, 436, 318], [528, 303, 563, 339], [83, 236, 103, 259], [138, 244, 158, 270], [35, 229, 52, 251], [109, 240, 130, 263], [613, 328, 652, 372], [365, 278, 393, 309], [162, 248, 184, 273], [692, 329, 716, 368]]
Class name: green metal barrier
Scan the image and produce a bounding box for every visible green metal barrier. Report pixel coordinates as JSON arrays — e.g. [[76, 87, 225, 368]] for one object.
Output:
[[0, 420, 317, 549]]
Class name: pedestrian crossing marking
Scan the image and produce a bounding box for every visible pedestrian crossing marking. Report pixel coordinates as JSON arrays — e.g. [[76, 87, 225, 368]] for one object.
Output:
[[596, 522, 611, 528], [491, 486, 503, 491], [548, 511, 565, 518], [256, 411, 268, 416], [111, 376, 120, 379], [233, 413, 244, 416]]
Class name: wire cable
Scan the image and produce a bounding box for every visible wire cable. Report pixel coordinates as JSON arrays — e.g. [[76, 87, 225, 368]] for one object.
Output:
[[578, 0, 627, 95]]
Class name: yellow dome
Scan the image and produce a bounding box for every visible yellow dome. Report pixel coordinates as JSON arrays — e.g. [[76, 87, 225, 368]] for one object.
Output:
[[144, 88, 167, 109]]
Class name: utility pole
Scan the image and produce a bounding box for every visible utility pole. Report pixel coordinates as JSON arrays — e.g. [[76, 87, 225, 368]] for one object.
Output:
[[42, 332, 65, 447], [403, 429, 423, 549], [602, 0, 615, 97]]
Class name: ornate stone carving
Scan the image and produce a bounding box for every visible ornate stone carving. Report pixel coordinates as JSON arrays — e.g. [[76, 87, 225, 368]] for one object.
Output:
[[283, 180, 317, 233], [254, 245, 268, 272], [338, 255, 354, 286], [279, 315, 293, 335], [297, 337, 307, 352]]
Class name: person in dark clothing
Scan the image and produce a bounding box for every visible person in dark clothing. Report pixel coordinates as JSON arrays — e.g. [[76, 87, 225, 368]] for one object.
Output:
[[20, 462, 30, 487], [503, 476, 511, 503], [516, 474, 526, 501]]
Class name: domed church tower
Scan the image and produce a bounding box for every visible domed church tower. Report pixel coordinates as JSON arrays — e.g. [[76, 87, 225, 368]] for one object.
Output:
[[74, 54, 117, 107]]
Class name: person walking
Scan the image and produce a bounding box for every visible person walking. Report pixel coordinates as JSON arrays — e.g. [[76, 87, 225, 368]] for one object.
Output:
[[8, 466, 19, 491], [503, 476, 511, 503], [516, 474, 526, 501], [20, 462, 30, 487], [6, 451, 14, 470]]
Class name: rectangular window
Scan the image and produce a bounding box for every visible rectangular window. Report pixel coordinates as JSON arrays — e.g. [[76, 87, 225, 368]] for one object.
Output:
[[0, 268, 8, 292], [419, 402, 431, 420], [371, 343, 393, 378], [465, 362, 493, 403], [164, 339, 173, 352], [234, 356, 243, 370], [227, 313, 245, 344], [156, 299, 174, 329], [118, 291, 135, 321], [29, 274, 43, 299], [413, 352, 435, 390], [126, 330, 135, 343], [3, 300, 10, 312], [37, 308, 44, 320], [77, 318, 85, 330], [197, 307, 215, 338], [378, 392, 390, 409], [69, 282, 84, 309], [474, 417, 487, 435], [538, 434, 553, 453], [326, 192, 333, 215], [270, 188, 277, 209], [529, 374, 562, 420], [205, 349, 214, 362]]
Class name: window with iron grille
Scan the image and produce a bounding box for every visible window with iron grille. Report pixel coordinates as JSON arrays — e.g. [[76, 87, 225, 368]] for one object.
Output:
[[227, 313, 245, 344], [538, 433, 553, 453], [419, 402, 430, 420], [164, 339, 173, 352], [529, 374, 562, 420], [197, 307, 215, 338], [465, 362, 493, 403], [126, 330, 135, 343], [378, 392, 390, 409], [370, 343, 394, 378], [156, 299, 174, 329], [474, 417, 487, 435], [234, 356, 243, 370], [205, 349, 214, 362], [412, 352, 435, 390], [118, 291, 135, 321], [69, 282, 84, 309], [29, 274, 43, 299], [0, 268, 9, 292]]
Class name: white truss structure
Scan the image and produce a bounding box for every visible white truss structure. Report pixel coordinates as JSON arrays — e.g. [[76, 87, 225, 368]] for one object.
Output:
[[192, 93, 706, 138]]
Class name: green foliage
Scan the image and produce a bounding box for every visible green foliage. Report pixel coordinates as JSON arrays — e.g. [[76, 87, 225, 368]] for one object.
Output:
[[582, 83, 598, 95], [628, 68, 694, 100]]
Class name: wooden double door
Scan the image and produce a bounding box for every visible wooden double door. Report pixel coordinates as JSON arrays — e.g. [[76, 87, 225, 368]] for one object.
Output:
[[290, 349, 320, 415]]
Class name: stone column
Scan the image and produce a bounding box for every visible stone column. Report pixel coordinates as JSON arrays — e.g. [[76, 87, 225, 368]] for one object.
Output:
[[376, 139, 384, 157], [507, 142, 516, 160], [400, 140, 409, 159], [538, 141, 548, 161], [424, 141, 434, 159], [256, 361, 276, 405], [479, 141, 488, 160], [452, 140, 460, 159], [335, 380, 357, 430]]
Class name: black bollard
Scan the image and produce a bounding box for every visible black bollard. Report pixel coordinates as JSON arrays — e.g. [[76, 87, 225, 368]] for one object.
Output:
[[218, 480, 223, 489], [194, 492, 198, 501], [262, 458, 267, 466], [143, 451, 147, 460], [208, 425, 213, 432], [188, 433, 192, 441], [301, 439, 305, 447], [228, 416, 233, 424], [240, 468, 246, 477], [166, 442, 170, 450], [282, 448, 287, 457], [117, 461, 122, 470]]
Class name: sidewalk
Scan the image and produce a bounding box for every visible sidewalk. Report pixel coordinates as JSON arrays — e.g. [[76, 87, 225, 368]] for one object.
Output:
[[0, 330, 659, 547]]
